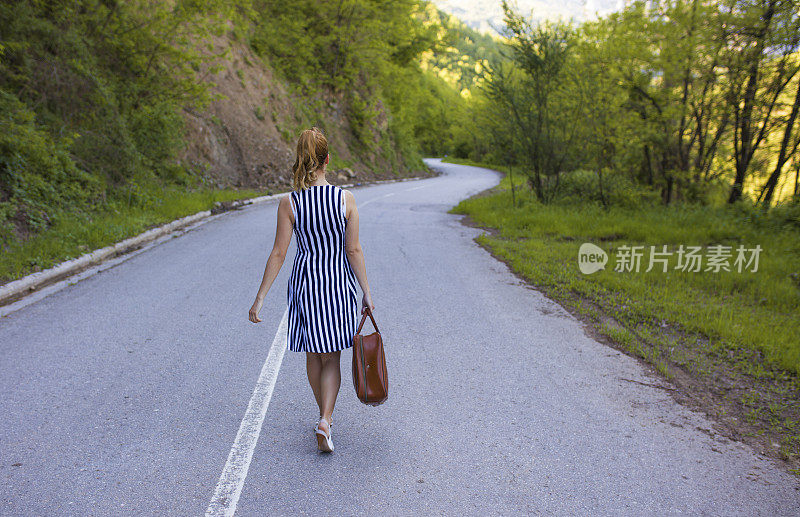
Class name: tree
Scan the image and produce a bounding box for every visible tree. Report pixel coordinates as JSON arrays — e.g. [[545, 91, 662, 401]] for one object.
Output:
[[760, 77, 800, 207], [480, 1, 580, 202], [725, 0, 800, 203]]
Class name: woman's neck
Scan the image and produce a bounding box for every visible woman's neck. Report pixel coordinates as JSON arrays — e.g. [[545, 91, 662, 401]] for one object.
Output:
[[310, 169, 329, 186]]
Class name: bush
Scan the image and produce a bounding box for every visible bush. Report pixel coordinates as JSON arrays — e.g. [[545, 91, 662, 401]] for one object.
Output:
[[722, 196, 800, 233], [554, 168, 660, 208], [129, 101, 186, 173], [0, 90, 104, 242], [767, 197, 800, 230]]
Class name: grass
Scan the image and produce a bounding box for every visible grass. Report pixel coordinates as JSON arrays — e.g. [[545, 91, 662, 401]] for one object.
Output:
[[0, 183, 265, 285], [447, 157, 800, 469], [450, 163, 800, 374]]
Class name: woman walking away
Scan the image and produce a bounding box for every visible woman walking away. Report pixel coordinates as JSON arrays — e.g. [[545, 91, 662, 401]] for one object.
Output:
[[248, 127, 375, 453]]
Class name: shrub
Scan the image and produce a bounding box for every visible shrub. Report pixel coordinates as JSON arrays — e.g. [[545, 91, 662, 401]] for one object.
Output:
[[767, 197, 800, 231], [554, 168, 660, 208], [0, 90, 103, 243]]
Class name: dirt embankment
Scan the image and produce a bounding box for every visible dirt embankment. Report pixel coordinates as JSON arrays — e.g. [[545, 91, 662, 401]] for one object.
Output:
[[180, 37, 431, 191]]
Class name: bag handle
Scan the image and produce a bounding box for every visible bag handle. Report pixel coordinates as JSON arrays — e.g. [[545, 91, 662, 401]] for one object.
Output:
[[356, 306, 380, 334]]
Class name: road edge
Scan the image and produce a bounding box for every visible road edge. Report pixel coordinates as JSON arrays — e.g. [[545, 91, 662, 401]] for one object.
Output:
[[0, 175, 430, 310], [447, 161, 800, 478]]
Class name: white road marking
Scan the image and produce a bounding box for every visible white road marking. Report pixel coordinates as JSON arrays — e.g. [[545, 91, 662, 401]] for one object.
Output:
[[355, 180, 428, 208], [360, 190, 402, 207], [206, 308, 289, 517]]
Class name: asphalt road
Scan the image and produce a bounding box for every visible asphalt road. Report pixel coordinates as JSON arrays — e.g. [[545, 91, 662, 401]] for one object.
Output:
[[1, 158, 798, 516]]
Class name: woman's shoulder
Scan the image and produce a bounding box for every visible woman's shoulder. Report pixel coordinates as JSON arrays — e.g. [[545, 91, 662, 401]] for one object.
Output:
[[338, 187, 355, 202], [280, 193, 293, 205], [279, 194, 295, 215]]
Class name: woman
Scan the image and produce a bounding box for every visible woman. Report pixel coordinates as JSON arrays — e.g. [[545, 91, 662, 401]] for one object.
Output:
[[248, 127, 375, 453]]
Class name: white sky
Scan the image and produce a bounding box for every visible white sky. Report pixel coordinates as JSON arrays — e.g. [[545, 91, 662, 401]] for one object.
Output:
[[433, 0, 621, 34]]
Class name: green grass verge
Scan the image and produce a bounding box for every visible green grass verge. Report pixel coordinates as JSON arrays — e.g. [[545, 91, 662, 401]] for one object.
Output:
[[448, 160, 800, 374], [0, 184, 266, 285], [447, 157, 800, 468]]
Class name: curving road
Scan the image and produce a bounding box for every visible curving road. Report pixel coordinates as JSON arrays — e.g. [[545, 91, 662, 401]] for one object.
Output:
[[1, 158, 798, 516]]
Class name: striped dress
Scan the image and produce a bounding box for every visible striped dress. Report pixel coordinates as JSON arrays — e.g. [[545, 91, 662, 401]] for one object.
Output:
[[287, 185, 359, 353]]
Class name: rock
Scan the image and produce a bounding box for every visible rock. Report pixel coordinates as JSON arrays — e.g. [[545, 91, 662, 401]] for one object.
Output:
[[343, 167, 356, 178], [337, 173, 348, 182], [211, 200, 244, 214]]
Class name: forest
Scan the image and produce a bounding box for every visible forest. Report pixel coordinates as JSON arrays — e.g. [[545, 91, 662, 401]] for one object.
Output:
[[453, 0, 800, 213]]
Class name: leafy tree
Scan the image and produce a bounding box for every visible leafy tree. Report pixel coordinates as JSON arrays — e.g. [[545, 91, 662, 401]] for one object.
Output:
[[480, 1, 581, 202]]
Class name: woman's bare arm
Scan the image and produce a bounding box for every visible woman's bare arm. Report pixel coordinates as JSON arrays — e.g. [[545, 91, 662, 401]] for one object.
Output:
[[343, 190, 375, 314], [249, 195, 294, 323]]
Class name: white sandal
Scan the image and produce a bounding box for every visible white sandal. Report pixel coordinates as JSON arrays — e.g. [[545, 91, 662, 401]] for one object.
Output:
[[313, 417, 332, 432], [315, 417, 334, 452]]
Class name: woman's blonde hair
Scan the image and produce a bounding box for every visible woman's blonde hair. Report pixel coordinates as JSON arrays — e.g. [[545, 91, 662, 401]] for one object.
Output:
[[292, 127, 328, 191]]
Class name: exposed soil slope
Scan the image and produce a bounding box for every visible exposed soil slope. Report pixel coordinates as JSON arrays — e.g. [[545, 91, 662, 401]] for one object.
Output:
[[180, 38, 431, 191]]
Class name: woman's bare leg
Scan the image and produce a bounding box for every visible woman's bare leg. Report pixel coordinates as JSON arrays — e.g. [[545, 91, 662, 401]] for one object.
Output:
[[317, 351, 341, 430], [306, 352, 323, 416]]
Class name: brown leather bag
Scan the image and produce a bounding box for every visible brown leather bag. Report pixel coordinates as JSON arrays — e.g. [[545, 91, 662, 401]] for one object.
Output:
[[352, 307, 388, 406]]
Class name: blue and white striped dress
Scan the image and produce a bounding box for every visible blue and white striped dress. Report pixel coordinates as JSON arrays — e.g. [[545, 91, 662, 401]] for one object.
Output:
[[287, 185, 359, 353]]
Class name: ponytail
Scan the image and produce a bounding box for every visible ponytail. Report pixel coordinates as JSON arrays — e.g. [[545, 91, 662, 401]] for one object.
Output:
[[292, 127, 329, 191]]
